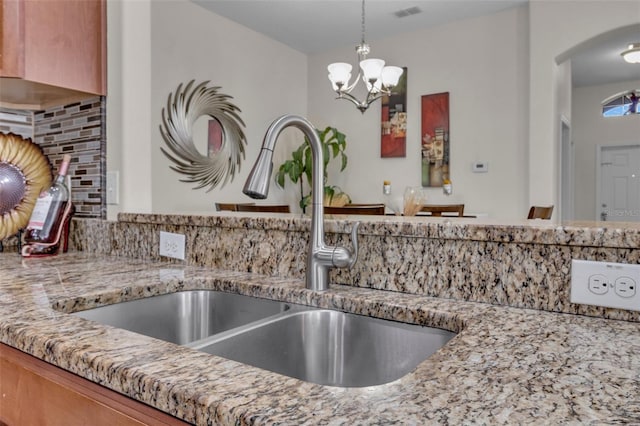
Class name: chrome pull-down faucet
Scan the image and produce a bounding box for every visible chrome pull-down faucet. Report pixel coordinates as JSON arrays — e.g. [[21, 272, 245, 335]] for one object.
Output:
[[243, 114, 359, 291]]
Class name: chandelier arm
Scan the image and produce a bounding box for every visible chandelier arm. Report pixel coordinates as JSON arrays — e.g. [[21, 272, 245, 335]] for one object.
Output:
[[335, 82, 394, 110], [365, 91, 387, 106], [335, 91, 370, 112]]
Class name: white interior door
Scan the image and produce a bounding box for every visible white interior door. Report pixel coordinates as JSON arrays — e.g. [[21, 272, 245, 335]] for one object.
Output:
[[598, 145, 640, 222]]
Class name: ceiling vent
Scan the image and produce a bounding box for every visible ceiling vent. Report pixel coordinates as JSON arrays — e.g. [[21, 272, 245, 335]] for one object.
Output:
[[393, 6, 422, 18]]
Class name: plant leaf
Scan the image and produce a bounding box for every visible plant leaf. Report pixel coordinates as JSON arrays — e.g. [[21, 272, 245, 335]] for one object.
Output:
[[331, 143, 339, 158], [275, 163, 288, 188], [330, 132, 339, 146], [322, 143, 330, 169], [289, 161, 302, 183], [292, 144, 304, 163], [276, 169, 285, 187], [304, 148, 312, 184], [318, 127, 330, 141]]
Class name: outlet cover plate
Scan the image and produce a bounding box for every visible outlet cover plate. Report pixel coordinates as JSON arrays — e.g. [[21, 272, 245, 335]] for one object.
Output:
[[571, 259, 640, 311], [159, 231, 186, 260]]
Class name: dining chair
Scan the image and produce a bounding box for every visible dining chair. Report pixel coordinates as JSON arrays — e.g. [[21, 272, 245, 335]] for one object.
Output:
[[236, 204, 291, 213], [420, 204, 465, 217], [527, 205, 553, 219], [215, 202, 255, 212], [324, 204, 385, 215]]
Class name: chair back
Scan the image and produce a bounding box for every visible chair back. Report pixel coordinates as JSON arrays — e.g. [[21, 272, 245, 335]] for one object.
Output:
[[215, 202, 255, 212], [236, 204, 291, 213], [527, 205, 553, 219], [324, 204, 385, 215], [420, 204, 465, 217]]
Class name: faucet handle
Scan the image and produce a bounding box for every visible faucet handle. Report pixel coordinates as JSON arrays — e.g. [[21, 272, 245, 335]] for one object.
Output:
[[331, 221, 360, 269]]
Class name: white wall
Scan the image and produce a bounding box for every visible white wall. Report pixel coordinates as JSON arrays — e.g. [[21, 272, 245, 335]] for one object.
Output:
[[107, 0, 307, 217], [106, 0, 153, 220], [573, 80, 640, 220], [308, 6, 530, 219], [107, 0, 639, 219], [555, 60, 572, 220], [528, 0, 640, 216], [149, 0, 308, 213]]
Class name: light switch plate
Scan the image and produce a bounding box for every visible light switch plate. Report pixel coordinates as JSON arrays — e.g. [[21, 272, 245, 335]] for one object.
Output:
[[571, 259, 640, 311], [106, 171, 119, 205]]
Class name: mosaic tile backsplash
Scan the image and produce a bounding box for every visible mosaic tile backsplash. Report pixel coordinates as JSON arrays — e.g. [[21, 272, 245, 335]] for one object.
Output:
[[0, 108, 33, 139], [33, 97, 106, 219], [0, 97, 106, 220], [0, 98, 106, 247]]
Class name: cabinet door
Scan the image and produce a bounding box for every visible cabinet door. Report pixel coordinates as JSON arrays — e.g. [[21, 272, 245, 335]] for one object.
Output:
[[0, 344, 189, 426], [22, 0, 106, 95], [0, 0, 24, 77], [0, 0, 106, 108]]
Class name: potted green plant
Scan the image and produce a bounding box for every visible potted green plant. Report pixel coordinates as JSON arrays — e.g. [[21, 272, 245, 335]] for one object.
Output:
[[275, 126, 351, 212]]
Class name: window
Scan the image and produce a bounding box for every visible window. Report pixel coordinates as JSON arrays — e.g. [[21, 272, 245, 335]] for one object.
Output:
[[602, 90, 639, 117]]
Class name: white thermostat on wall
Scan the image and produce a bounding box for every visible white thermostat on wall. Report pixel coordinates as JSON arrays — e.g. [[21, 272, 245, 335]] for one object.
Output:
[[472, 162, 488, 173]]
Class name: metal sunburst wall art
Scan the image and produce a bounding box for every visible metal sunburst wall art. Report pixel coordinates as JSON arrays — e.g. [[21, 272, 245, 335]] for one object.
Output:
[[159, 80, 247, 191]]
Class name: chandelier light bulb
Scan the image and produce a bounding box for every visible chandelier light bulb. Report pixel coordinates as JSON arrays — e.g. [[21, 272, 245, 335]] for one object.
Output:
[[360, 58, 385, 83], [381, 66, 403, 88], [621, 43, 640, 64], [328, 63, 353, 91]]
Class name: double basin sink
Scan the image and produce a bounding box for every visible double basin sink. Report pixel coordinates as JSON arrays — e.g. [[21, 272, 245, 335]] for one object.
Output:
[[73, 290, 455, 387]]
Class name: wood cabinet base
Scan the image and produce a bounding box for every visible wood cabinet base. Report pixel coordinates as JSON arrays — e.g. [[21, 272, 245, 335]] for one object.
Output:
[[0, 343, 189, 426]]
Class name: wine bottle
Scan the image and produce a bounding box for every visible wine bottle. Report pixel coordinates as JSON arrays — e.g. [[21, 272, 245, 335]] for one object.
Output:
[[24, 154, 72, 244]]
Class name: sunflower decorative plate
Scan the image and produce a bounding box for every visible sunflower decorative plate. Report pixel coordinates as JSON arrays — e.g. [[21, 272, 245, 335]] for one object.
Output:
[[0, 132, 52, 240]]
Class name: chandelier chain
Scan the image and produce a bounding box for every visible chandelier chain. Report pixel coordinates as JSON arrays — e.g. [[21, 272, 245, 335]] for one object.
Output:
[[361, 0, 366, 45]]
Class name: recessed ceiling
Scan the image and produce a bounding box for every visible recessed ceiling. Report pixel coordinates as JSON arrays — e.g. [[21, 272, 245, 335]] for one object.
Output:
[[192, 0, 528, 54], [192, 0, 640, 88]]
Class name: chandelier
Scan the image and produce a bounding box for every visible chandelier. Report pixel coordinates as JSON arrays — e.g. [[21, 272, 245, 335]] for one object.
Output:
[[327, 0, 403, 113], [621, 43, 640, 64]]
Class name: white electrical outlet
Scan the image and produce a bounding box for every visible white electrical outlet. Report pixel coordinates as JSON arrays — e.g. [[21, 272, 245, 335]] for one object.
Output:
[[159, 231, 186, 260], [571, 259, 640, 311]]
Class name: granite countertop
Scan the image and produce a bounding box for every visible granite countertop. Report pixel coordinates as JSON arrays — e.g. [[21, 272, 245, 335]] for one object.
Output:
[[117, 212, 640, 248], [1, 252, 639, 425]]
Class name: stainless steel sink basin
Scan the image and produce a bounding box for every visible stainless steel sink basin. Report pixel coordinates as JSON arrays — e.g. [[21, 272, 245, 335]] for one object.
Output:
[[192, 309, 456, 387], [73, 291, 455, 387], [73, 290, 289, 345]]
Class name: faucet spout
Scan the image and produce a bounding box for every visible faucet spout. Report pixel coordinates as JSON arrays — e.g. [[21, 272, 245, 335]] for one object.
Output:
[[243, 114, 359, 291]]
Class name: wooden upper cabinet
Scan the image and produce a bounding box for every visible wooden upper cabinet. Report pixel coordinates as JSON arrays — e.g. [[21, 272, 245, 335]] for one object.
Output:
[[0, 0, 106, 109]]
